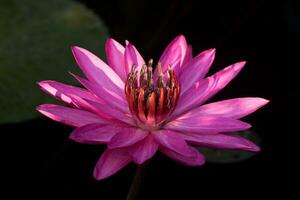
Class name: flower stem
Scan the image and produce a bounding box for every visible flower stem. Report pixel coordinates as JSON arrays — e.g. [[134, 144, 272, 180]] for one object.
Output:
[[126, 163, 148, 200]]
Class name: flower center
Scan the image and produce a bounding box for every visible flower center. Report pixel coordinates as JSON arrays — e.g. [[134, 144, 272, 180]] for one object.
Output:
[[125, 59, 180, 130]]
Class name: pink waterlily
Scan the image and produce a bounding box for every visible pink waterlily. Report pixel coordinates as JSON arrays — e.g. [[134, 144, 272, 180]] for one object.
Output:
[[37, 35, 268, 180]]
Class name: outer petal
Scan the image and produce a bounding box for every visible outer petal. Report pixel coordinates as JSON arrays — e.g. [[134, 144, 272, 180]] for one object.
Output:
[[165, 116, 251, 134], [179, 48, 215, 94], [189, 98, 269, 119], [108, 128, 148, 149], [37, 80, 100, 113], [38, 80, 98, 104], [69, 123, 125, 144], [128, 134, 159, 164], [36, 104, 105, 127], [38, 79, 127, 122], [155, 35, 188, 76], [67, 90, 134, 126], [160, 146, 205, 166], [153, 130, 194, 157], [71, 46, 124, 93], [71, 73, 128, 113], [172, 61, 246, 118], [183, 45, 193, 65], [105, 38, 126, 81], [124, 42, 145, 75], [180, 132, 260, 152], [93, 148, 131, 180]]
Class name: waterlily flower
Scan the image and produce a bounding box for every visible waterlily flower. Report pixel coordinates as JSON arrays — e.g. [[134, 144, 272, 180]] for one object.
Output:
[[37, 35, 269, 180]]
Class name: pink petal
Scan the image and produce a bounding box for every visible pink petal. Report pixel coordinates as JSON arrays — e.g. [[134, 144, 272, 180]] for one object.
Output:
[[128, 134, 159, 164], [191, 98, 270, 119], [38, 79, 128, 123], [153, 130, 194, 157], [69, 123, 122, 144], [105, 38, 126, 81], [155, 35, 188, 77], [124, 42, 145, 75], [67, 90, 134, 126], [36, 104, 105, 127], [165, 116, 251, 134], [93, 148, 131, 180], [71, 73, 128, 114], [160, 146, 205, 166], [66, 93, 114, 120], [172, 61, 246, 118], [180, 132, 260, 152], [108, 128, 148, 149], [71, 46, 124, 93], [182, 45, 193, 65], [179, 48, 216, 94], [37, 80, 98, 108]]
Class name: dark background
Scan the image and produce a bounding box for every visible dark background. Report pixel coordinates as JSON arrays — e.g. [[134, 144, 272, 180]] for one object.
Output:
[[3, 0, 298, 199]]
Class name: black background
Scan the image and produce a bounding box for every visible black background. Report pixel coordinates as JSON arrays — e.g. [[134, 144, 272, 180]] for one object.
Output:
[[3, 0, 298, 199]]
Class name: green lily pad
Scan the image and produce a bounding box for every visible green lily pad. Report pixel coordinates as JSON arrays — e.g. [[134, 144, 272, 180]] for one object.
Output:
[[197, 131, 262, 163], [0, 0, 108, 124]]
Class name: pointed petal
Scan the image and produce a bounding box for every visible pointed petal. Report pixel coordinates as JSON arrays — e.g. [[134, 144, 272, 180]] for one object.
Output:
[[37, 80, 98, 108], [124, 42, 145, 75], [128, 134, 159, 164], [71, 46, 124, 93], [38, 79, 126, 122], [69, 123, 122, 144], [105, 38, 126, 81], [160, 146, 205, 166], [67, 90, 134, 126], [183, 45, 193, 65], [153, 130, 194, 157], [180, 132, 260, 152], [165, 116, 251, 134], [108, 128, 148, 149], [93, 148, 131, 180], [172, 61, 246, 118], [66, 92, 116, 120], [71, 73, 128, 113], [190, 98, 270, 119], [155, 35, 188, 77], [36, 104, 105, 127], [179, 48, 216, 94]]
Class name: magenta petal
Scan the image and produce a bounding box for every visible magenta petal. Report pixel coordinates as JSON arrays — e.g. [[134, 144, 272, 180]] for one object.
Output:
[[108, 128, 148, 149], [71, 73, 128, 113], [36, 104, 105, 127], [153, 130, 194, 157], [165, 116, 251, 134], [180, 132, 260, 152], [179, 48, 215, 94], [155, 35, 188, 76], [182, 45, 193, 65], [67, 89, 134, 126], [93, 148, 131, 180], [124, 42, 145, 75], [37, 80, 99, 110], [38, 79, 127, 122], [69, 123, 121, 144], [38, 80, 98, 102], [105, 38, 126, 81], [160, 146, 205, 166], [128, 134, 159, 164], [82, 98, 134, 125], [172, 61, 246, 118], [71, 46, 124, 93], [191, 98, 270, 119]]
